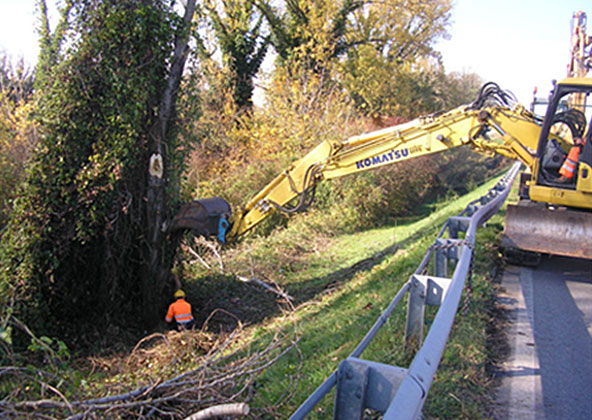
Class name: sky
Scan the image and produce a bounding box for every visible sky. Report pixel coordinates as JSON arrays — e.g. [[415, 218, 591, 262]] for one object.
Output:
[[0, 0, 590, 106], [437, 0, 590, 104]]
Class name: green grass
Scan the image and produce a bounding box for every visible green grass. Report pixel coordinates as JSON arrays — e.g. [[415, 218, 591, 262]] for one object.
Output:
[[191, 172, 514, 419], [0, 168, 515, 419]]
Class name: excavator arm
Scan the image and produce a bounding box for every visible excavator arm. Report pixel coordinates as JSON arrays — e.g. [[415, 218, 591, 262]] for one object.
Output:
[[171, 13, 592, 258], [226, 105, 541, 241], [170, 83, 543, 243]]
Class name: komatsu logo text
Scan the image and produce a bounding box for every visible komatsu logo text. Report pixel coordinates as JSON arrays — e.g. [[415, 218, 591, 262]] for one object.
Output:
[[355, 148, 409, 170]]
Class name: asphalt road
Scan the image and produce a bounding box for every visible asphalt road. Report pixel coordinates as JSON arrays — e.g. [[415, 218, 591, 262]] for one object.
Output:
[[494, 256, 592, 419]]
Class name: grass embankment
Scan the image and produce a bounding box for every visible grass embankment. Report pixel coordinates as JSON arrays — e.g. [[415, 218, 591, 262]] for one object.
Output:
[[1, 172, 512, 419], [186, 172, 513, 419]]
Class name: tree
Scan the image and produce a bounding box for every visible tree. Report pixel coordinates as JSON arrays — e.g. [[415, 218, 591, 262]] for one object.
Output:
[[342, 51, 446, 118], [256, 0, 365, 72], [0, 0, 197, 344], [0, 56, 35, 104], [201, 0, 269, 111], [340, 0, 452, 117], [35, 0, 74, 92], [255, 0, 451, 72], [439, 71, 484, 107], [145, 0, 198, 329], [347, 0, 451, 63]]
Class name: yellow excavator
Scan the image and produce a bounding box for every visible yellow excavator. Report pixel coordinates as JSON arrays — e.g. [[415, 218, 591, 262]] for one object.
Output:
[[170, 77, 592, 260]]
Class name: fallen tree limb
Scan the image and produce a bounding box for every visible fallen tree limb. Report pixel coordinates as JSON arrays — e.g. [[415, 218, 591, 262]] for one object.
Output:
[[183, 237, 294, 305], [183, 403, 249, 420], [236, 275, 294, 303]]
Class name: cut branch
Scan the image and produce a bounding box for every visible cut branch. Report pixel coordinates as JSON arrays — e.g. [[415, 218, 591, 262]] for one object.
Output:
[[1, 326, 300, 419], [183, 403, 250, 420]]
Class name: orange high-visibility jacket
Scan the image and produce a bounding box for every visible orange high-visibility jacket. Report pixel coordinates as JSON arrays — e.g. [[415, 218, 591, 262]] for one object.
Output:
[[165, 298, 194, 325], [559, 145, 581, 179], [559, 136, 588, 180]]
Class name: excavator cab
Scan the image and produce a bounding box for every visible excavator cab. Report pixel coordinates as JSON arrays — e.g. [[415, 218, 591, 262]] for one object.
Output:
[[502, 79, 592, 261], [537, 82, 591, 187]]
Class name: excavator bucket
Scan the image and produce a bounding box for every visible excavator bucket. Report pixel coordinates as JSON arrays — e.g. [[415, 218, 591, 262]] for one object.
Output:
[[502, 203, 592, 260], [169, 197, 231, 239]]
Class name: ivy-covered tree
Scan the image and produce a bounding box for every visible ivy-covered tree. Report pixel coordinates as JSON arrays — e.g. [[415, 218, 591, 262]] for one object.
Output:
[[256, 0, 365, 72], [35, 0, 74, 92], [0, 0, 197, 345], [201, 0, 269, 110]]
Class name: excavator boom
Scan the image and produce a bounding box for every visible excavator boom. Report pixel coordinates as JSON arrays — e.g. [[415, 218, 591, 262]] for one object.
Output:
[[173, 10, 592, 261], [170, 80, 592, 260]]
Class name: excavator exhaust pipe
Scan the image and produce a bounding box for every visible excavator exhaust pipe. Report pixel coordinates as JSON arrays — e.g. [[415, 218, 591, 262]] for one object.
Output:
[[169, 197, 231, 242], [502, 203, 592, 260]]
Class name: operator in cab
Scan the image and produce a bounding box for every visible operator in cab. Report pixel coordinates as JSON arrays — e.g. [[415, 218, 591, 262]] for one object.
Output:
[[558, 136, 585, 182], [165, 289, 195, 330]]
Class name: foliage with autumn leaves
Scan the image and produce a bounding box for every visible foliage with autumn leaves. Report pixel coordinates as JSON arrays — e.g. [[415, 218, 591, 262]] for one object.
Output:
[[0, 0, 501, 354]]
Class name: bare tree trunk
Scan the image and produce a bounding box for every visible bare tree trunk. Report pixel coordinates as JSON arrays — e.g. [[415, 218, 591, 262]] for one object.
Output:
[[142, 0, 197, 328]]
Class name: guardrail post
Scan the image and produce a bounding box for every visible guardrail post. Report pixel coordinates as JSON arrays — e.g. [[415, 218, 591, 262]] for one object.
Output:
[[434, 238, 465, 273], [480, 191, 496, 205], [434, 239, 448, 278], [334, 358, 407, 419], [334, 358, 368, 419], [405, 274, 453, 346], [447, 216, 471, 239], [405, 275, 426, 347]]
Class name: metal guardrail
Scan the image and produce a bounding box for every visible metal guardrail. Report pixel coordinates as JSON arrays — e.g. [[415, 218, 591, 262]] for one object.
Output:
[[289, 161, 522, 420]]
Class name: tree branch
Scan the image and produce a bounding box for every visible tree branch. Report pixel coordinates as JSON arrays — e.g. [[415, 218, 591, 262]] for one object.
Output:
[[183, 403, 249, 420]]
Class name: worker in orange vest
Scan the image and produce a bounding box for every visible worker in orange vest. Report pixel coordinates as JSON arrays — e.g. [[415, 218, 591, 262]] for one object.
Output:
[[165, 289, 195, 330], [558, 136, 585, 182]]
